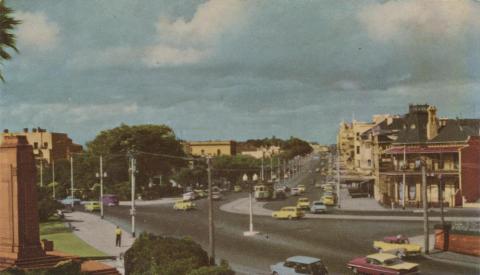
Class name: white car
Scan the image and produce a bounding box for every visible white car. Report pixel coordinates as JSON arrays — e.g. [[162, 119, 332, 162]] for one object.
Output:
[[182, 192, 196, 201], [290, 187, 301, 196], [212, 192, 222, 200], [271, 256, 328, 275]]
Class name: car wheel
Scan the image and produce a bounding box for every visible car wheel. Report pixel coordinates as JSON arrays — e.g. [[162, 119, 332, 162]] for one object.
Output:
[[288, 215, 293, 220], [351, 267, 358, 274], [272, 272, 278, 275]]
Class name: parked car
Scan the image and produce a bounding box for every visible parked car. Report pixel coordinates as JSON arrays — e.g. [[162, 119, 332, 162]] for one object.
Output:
[[296, 197, 311, 210], [310, 201, 327, 214], [234, 185, 242, 192], [373, 235, 422, 258], [270, 256, 328, 275], [314, 182, 323, 188], [272, 206, 304, 220], [59, 196, 81, 206], [102, 194, 119, 206], [183, 191, 197, 201], [212, 192, 222, 200], [173, 199, 195, 210], [84, 201, 101, 212], [347, 253, 419, 275]]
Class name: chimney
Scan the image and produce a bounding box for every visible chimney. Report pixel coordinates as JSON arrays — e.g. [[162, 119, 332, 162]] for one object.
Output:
[[23, 128, 28, 133], [3, 129, 8, 134], [427, 105, 439, 140]]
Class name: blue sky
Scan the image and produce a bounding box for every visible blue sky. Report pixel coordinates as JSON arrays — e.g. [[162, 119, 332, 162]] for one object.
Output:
[[0, 0, 479, 145]]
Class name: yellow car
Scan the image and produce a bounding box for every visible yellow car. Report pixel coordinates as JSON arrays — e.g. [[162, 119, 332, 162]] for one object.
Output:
[[272, 206, 304, 220], [84, 201, 101, 212], [296, 198, 310, 210], [297, 185, 306, 193], [173, 200, 196, 211], [322, 195, 335, 206], [373, 235, 422, 257]]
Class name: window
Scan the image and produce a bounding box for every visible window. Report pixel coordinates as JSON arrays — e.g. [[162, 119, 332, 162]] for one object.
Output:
[[33, 142, 38, 149], [408, 184, 416, 200], [201, 149, 205, 155], [368, 159, 372, 167], [217, 149, 221, 155], [284, 261, 295, 268], [356, 146, 360, 154], [43, 142, 48, 148]]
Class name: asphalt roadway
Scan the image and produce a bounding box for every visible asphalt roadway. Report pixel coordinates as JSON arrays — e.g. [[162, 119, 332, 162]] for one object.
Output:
[[100, 155, 479, 275]]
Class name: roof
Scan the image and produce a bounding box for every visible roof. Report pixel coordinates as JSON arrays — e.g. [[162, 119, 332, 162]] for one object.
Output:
[[286, 256, 321, 264], [367, 253, 397, 262], [431, 119, 480, 143], [385, 146, 462, 154]]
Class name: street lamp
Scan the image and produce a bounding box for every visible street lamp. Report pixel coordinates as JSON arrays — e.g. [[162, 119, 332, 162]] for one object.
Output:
[[244, 173, 259, 236], [95, 156, 107, 219]]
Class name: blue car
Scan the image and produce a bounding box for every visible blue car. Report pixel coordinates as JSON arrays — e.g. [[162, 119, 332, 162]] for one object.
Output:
[[59, 196, 81, 206], [310, 201, 327, 214], [270, 256, 328, 275]]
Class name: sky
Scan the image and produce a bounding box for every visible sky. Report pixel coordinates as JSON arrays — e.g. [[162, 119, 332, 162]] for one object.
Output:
[[0, 0, 479, 145]]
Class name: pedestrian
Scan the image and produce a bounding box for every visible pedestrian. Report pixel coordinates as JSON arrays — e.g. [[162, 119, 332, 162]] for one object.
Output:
[[115, 225, 122, 247]]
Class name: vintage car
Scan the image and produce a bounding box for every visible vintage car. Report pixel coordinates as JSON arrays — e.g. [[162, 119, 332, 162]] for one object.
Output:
[[322, 195, 335, 206], [297, 184, 306, 193], [373, 235, 422, 257], [212, 192, 222, 200], [233, 185, 242, 192], [314, 182, 323, 188], [102, 194, 119, 206], [347, 253, 419, 275], [296, 197, 311, 210], [173, 200, 195, 210], [291, 187, 301, 196], [194, 189, 207, 198], [272, 206, 304, 220], [59, 196, 81, 206], [270, 256, 328, 275], [182, 191, 197, 201], [84, 201, 101, 212], [310, 201, 327, 214]]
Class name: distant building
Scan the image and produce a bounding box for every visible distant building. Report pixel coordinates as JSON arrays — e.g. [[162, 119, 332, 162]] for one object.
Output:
[[1, 128, 83, 164], [310, 144, 330, 153], [186, 140, 237, 156], [240, 145, 281, 159]]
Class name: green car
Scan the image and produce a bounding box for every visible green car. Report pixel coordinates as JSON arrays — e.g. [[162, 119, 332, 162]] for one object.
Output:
[[84, 201, 101, 212]]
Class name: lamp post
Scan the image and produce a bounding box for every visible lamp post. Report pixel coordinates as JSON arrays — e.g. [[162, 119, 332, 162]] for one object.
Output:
[[95, 155, 107, 219], [243, 173, 259, 236], [416, 158, 429, 254]]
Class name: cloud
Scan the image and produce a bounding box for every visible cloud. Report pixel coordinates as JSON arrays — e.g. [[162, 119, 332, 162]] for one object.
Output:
[[15, 11, 60, 51], [144, 0, 247, 67], [358, 0, 480, 43]]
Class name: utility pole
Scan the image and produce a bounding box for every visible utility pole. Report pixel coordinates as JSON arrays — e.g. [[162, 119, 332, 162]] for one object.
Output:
[[70, 156, 74, 209], [130, 152, 136, 237], [439, 174, 445, 226], [207, 157, 215, 264], [52, 160, 55, 199], [270, 155, 273, 181], [422, 164, 429, 254], [402, 145, 406, 208], [99, 155, 105, 219], [261, 151, 265, 181], [282, 159, 286, 185], [336, 148, 341, 208], [277, 157, 280, 185]]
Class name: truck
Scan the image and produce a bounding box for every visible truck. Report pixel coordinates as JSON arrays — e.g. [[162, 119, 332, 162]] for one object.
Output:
[[254, 182, 277, 201]]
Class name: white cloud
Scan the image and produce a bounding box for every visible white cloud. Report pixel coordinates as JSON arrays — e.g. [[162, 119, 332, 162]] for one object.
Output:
[[144, 0, 247, 67], [15, 11, 60, 51], [358, 0, 480, 43]]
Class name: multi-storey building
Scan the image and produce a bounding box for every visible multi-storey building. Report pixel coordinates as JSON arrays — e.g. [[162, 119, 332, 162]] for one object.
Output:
[[378, 105, 480, 207], [1, 128, 83, 164]]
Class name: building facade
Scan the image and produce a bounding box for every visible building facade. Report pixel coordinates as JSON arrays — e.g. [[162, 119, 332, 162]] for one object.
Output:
[[187, 140, 237, 156], [1, 128, 83, 164]]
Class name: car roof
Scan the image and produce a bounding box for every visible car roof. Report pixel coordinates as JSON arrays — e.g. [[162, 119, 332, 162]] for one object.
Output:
[[282, 206, 297, 210], [313, 201, 324, 204], [286, 256, 321, 264], [367, 253, 397, 262]]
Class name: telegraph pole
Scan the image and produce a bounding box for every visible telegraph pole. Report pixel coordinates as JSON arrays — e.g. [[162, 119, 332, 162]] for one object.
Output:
[[70, 156, 74, 209], [52, 160, 55, 199], [270, 155, 273, 181], [402, 145, 406, 208], [422, 164, 429, 254], [277, 157, 280, 185], [130, 152, 136, 237], [261, 151, 265, 181], [40, 158, 43, 187], [99, 155, 104, 219], [336, 148, 341, 208], [207, 157, 215, 264]]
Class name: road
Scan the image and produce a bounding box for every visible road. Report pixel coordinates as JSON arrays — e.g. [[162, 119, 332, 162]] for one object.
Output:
[[100, 154, 479, 275]]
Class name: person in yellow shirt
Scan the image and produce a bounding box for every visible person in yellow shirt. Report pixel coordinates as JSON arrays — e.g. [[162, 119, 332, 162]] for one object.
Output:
[[115, 226, 122, 247]]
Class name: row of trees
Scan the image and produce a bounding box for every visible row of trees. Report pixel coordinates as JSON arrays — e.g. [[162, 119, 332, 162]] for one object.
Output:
[[38, 124, 312, 201]]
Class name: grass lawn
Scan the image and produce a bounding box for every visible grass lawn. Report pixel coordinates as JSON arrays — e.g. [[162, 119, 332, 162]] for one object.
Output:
[[40, 218, 106, 257]]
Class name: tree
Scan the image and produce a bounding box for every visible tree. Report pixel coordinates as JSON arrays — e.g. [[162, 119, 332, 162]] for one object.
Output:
[[281, 137, 313, 159], [0, 2, 19, 81]]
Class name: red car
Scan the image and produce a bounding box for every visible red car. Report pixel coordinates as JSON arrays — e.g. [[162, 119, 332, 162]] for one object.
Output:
[[347, 253, 419, 275]]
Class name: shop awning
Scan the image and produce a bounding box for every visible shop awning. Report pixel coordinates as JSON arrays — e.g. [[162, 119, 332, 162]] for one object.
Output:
[[385, 146, 461, 154]]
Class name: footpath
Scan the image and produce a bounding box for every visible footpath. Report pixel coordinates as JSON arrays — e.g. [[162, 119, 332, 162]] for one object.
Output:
[[65, 212, 135, 275]]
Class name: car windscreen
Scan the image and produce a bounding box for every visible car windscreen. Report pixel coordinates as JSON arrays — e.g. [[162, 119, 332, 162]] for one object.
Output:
[[384, 258, 403, 266]]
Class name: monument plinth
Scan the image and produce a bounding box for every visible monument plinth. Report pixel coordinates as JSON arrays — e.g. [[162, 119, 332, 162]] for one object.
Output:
[[0, 135, 45, 263]]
